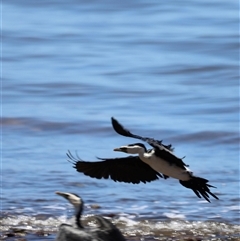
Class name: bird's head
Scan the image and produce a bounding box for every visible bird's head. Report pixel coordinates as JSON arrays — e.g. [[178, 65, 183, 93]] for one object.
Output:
[[55, 191, 84, 216], [113, 143, 147, 154]]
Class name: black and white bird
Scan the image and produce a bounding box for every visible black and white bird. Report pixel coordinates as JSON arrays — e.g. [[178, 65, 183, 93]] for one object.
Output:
[[55, 191, 125, 241], [111, 117, 219, 202], [67, 118, 219, 203]]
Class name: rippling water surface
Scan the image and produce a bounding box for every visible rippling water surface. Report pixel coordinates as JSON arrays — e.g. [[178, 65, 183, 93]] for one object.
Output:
[[2, 0, 239, 240]]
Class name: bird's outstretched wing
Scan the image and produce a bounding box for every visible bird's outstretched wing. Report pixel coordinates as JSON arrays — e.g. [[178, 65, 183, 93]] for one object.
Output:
[[111, 117, 188, 169], [67, 151, 163, 184], [179, 176, 219, 203], [111, 117, 174, 151]]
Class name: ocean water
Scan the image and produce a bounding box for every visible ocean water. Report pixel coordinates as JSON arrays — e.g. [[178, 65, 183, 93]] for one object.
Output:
[[1, 0, 239, 240]]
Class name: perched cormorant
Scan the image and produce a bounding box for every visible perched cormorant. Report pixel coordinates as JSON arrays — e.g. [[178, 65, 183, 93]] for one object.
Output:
[[55, 191, 125, 241], [67, 118, 219, 203]]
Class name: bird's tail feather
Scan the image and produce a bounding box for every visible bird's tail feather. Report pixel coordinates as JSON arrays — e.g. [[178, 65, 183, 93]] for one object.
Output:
[[179, 176, 219, 203]]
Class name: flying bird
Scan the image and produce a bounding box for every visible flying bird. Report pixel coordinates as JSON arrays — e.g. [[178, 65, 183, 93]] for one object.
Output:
[[55, 191, 125, 241], [111, 117, 219, 202], [67, 117, 219, 202]]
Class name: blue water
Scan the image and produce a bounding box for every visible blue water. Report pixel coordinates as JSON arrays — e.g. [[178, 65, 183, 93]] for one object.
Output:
[[1, 0, 239, 240]]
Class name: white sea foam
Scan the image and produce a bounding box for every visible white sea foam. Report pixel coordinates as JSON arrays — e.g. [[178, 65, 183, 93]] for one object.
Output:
[[1, 214, 239, 240], [163, 212, 186, 219]]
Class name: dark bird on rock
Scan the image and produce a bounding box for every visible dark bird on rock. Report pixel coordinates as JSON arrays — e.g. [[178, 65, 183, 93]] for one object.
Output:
[[55, 191, 126, 241]]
